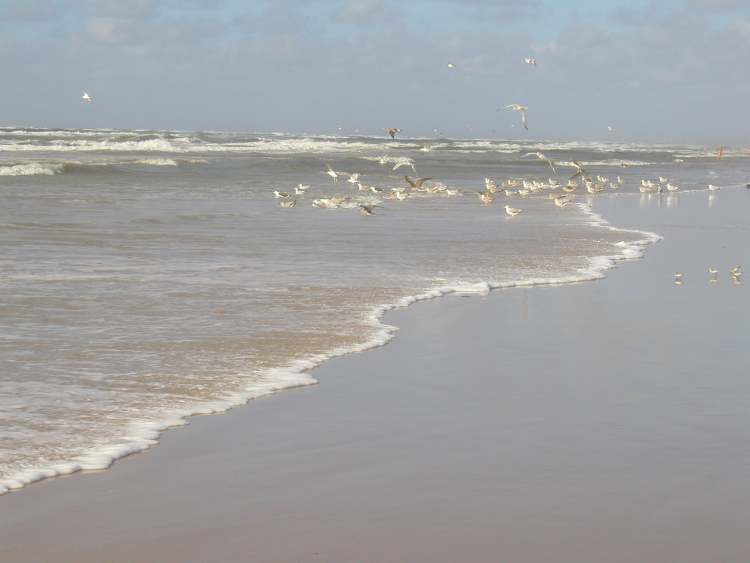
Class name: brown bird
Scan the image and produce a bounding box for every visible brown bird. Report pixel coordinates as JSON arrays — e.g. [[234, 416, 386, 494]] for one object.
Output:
[[359, 204, 377, 216], [387, 127, 400, 139], [404, 175, 432, 189]]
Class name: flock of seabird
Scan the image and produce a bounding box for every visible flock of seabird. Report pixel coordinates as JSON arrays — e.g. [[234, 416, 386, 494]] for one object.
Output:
[[674, 266, 742, 285]]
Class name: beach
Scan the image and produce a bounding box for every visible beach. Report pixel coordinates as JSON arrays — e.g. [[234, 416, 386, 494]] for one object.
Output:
[[1, 187, 747, 562]]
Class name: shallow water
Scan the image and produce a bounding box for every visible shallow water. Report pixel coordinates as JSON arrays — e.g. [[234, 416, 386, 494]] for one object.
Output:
[[0, 128, 747, 493]]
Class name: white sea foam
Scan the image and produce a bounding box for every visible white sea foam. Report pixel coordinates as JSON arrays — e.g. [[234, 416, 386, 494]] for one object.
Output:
[[0, 195, 663, 497], [0, 162, 65, 176]]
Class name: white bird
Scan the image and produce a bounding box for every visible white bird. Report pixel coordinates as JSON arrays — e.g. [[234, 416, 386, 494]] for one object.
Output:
[[666, 183, 679, 192], [674, 272, 684, 284], [730, 266, 742, 276], [279, 199, 296, 208], [709, 267, 719, 275], [505, 104, 528, 130], [312, 198, 339, 209], [708, 184, 720, 191], [347, 173, 361, 184], [295, 184, 310, 195], [505, 205, 523, 216], [523, 151, 556, 173], [81, 91, 93, 103], [554, 195, 571, 208], [523, 57, 537, 66], [273, 190, 290, 199], [607, 126, 613, 132], [324, 164, 340, 182], [447, 62, 456, 69], [392, 157, 416, 172], [658, 176, 668, 184]]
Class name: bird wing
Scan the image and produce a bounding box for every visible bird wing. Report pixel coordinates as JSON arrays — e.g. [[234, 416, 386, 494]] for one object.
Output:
[[521, 109, 528, 130]]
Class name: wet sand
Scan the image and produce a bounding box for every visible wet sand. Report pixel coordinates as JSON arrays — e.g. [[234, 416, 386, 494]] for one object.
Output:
[[1, 189, 749, 563]]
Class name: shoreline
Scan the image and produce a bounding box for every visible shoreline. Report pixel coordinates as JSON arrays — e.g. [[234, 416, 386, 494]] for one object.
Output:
[[0, 195, 660, 497], [1, 187, 748, 562]]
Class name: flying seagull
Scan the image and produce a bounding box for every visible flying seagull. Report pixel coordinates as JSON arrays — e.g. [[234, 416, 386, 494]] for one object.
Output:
[[81, 91, 93, 103], [447, 62, 456, 69], [387, 128, 400, 139], [405, 176, 432, 189], [505, 104, 528, 130], [523, 57, 537, 66], [523, 151, 556, 173]]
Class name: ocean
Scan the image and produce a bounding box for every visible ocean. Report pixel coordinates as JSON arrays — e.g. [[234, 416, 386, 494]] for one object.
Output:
[[1, 127, 747, 494]]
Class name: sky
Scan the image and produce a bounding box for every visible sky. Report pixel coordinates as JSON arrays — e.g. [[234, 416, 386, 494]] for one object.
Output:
[[0, 0, 748, 144]]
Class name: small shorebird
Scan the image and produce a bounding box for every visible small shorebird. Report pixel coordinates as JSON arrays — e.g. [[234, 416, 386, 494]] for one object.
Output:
[[554, 195, 571, 208], [523, 57, 537, 66], [658, 177, 668, 184], [273, 190, 290, 199], [485, 178, 498, 193], [387, 127, 400, 139], [295, 184, 310, 195], [523, 151, 556, 173], [405, 176, 432, 190], [708, 184, 720, 191], [709, 267, 719, 281], [666, 183, 680, 192], [419, 145, 432, 152], [505, 205, 523, 216], [324, 164, 340, 182], [478, 192, 494, 205], [359, 204, 377, 216], [81, 91, 93, 103], [505, 104, 528, 130], [346, 173, 361, 184], [279, 199, 296, 208], [730, 266, 742, 276]]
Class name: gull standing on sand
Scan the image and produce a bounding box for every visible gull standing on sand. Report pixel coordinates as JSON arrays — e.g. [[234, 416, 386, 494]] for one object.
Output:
[[81, 91, 93, 103], [505, 104, 529, 130], [523, 151, 556, 173], [387, 128, 400, 139], [505, 205, 523, 216]]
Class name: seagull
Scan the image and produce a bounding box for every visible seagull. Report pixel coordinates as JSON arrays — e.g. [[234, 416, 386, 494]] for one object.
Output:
[[405, 176, 432, 189], [730, 266, 742, 276], [568, 160, 588, 181], [666, 183, 680, 192], [523, 151, 556, 173], [392, 157, 416, 172], [553, 195, 571, 208], [523, 57, 537, 66], [485, 178, 498, 193], [324, 164, 340, 182], [387, 127, 400, 139], [505, 205, 523, 217], [359, 204, 377, 216], [607, 126, 613, 132], [346, 173, 361, 184], [505, 104, 528, 130], [295, 184, 310, 195], [279, 199, 296, 208], [674, 272, 684, 285], [708, 184, 720, 191], [447, 62, 456, 69], [273, 190, 291, 199], [81, 91, 93, 103]]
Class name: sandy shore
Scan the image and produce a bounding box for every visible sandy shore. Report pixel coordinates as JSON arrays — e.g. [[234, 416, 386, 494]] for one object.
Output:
[[1, 189, 748, 562]]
